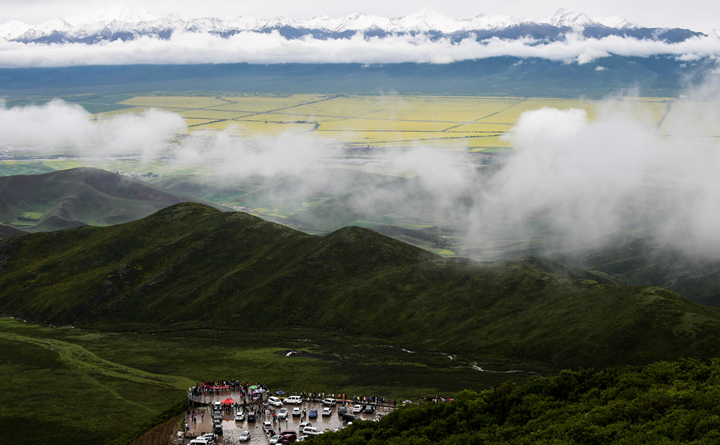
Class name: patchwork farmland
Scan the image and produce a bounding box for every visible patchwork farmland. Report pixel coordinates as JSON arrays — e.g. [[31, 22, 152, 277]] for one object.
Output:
[[97, 94, 681, 151]]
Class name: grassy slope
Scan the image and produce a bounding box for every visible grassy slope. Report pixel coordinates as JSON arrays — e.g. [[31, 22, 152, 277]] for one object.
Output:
[[0, 167, 223, 231], [0, 317, 530, 445], [2, 202, 720, 370], [310, 358, 720, 445], [553, 236, 720, 308], [0, 224, 25, 239]]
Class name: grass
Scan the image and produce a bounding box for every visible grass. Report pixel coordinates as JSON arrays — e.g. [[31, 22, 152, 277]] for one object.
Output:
[[2, 203, 720, 371], [0, 317, 532, 445]]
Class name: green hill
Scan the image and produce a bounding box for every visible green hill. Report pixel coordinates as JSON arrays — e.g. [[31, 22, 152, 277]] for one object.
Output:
[[2, 202, 720, 370], [0, 167, 223, 232], [0, 224, 25, 239]]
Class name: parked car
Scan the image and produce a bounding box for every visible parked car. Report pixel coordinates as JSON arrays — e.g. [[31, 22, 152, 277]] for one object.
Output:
[[280, 431, 297, 443], [321, 397, 336, 406], [322, 407, 332, 416], [302, 427, 323, 436], [308, 409, 318, 419], [298, 421, 312, 430], [292, 407, 301, 417], [352, 404, 363, 413], [247, 410, 256, 422], [337, 406, 347, 416], [343, 413, 360, 422], [188, 439, 209, 445], [263, 421, 273, 431], [213, 424, 223, 435], [212, 411, 223, 421], [199, 433, 215, 443], [235, 410, 245, 421], [268, 396, 283, 407], [277, 407, 289, 419], [285, 395, 303, 404], [269, 435, 283, 444], [364, 404, 375, 414], [238, 430, 251, 442]]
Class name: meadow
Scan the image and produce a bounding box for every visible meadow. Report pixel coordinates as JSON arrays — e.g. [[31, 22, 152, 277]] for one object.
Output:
[[0, 317, 534, 445]]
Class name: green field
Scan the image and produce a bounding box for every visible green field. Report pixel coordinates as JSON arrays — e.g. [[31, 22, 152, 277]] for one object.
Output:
[[0, 317, 533, 445]]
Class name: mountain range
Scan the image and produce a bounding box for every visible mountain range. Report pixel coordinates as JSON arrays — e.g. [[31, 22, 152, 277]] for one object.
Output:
[[0, 5, 708, 45]]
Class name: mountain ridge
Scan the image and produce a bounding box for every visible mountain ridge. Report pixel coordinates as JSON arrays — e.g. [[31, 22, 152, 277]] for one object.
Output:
[[0, 6, 703, 45], [2, 202, 720, 370]]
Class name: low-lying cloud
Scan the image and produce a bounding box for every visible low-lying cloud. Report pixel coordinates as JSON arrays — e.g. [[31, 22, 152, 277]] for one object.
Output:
[[2, 31, 720, 67], [4, 80, 720, 260], [0, 99, 185, 157]]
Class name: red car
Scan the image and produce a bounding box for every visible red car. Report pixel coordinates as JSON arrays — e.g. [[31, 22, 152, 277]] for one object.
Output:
[[280, 431, 297, 443]]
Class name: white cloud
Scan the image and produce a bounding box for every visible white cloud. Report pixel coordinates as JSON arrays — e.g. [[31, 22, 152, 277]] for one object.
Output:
[[2, 31, 720, 67], [0, 99, 186, 159]]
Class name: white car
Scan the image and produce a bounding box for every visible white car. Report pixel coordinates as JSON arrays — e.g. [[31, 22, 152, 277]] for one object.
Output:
[[268, 396, 283, 407], [299, 421, 312, 430], [262, 421, 273, 431], [352, 404, 363, 413], [321, 398, 336, 406], [235, 411, 245, 421], [292, 407, 301, 417], [200, 433, 215, 443], [277, 407, 289, 419], [322, 407, 332, 416], [238, 430, 251, 442], [303, 427, 323, 436], [285, 395, 303, 404], [269, 435, 283, 444]]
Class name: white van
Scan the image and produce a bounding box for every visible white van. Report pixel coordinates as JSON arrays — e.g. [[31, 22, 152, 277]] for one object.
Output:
[[285, 395, 303, 404], [189, 439, 210, 445], [268, 396, 283, 407]]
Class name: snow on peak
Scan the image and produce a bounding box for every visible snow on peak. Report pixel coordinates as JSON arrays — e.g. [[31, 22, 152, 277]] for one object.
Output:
[[595, 16, 639, 29], [537, 8, 597, 28], [64, 4, 157, 27], [394, 8, 462, 33], [0, 20, 32, 40]]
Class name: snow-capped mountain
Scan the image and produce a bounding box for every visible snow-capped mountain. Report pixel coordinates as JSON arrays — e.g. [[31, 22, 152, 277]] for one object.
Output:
[[1, 5, 704, 45]]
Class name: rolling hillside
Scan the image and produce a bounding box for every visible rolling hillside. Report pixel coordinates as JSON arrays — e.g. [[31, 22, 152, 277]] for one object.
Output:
[[0, 167, 223, 232], [2, 202, 720, 370]]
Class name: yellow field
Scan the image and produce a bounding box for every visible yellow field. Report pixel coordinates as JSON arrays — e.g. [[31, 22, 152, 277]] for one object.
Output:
[[98, 94, 704, 150]]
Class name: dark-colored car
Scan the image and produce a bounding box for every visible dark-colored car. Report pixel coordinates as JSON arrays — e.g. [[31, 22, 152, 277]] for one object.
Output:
[[212, 411, 223, 421], [213, 425, 223, 435], [342, 413, 360, 422], [364, 405, 375, 414], [337, 406, 347, 416], [247, 410, 257, 422], [308, 409, 318, 419], [280, 431, 297, 443]]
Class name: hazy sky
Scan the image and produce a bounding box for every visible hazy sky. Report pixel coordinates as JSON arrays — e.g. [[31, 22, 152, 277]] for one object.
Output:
[[1, 0, 718, 31]]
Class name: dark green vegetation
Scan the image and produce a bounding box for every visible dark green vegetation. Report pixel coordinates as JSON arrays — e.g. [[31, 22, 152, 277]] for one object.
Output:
[[0, 161, 56, 177], [0, 56, 707, 99], [0, 224, 25, 239], [311, 358, 720, 444], [2, 202, 720, 371], [3, 203, 720, 444], [554, 235, 720, 308], [0, 167, 223, 232]]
